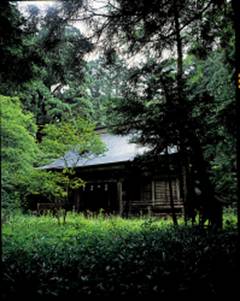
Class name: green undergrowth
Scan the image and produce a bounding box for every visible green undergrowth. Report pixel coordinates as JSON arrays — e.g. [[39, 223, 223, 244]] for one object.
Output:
[[2, 212, 239, 298]]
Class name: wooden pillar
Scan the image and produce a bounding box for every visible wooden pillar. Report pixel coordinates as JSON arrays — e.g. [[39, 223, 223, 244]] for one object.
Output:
[[117, 181, 123, 216], [176, 179, 181, 200], [151, 180, 155, 206], [75, 190, 80, 212]]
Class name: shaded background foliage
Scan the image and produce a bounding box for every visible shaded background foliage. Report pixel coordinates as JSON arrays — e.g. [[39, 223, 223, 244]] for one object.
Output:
[[0, 0, 237, 220]]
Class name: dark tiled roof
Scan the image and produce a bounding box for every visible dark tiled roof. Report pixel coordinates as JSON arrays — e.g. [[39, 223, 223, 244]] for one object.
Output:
[[40, 133, 175, 170]]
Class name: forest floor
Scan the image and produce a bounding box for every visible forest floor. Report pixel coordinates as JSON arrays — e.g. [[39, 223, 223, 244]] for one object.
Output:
[[2, 211, 238, 298]]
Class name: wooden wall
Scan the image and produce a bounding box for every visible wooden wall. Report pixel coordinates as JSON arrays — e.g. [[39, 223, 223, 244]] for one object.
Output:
[[128, 178, 183, 215], [71, 160, 184, 216]]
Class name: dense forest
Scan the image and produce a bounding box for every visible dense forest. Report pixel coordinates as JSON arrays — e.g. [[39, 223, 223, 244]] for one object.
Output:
[[1, 0, 239, 298]]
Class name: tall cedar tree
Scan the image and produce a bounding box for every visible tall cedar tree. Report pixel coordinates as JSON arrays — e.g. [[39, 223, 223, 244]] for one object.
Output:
[[74, 0, 234, 227]]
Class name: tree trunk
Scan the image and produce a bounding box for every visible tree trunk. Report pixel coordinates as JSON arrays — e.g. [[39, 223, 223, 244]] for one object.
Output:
[[173, 0, 222, 229], [165, 148, 178, 226], [189, 131, 222, 229], [36, 94, 47, 143], [173, 0, 194, 225], [177, 152, 187, 222], [173, 0, 183, 97], [184, 154, 196, 225]]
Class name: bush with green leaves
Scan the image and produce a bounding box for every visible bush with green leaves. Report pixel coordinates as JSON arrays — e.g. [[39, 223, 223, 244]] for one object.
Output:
[[1, 95, 38, 212], [2, 214, 238, 298], [1, 94, 105, 213]]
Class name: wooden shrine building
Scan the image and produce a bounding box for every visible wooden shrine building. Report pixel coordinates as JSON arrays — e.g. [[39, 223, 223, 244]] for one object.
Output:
[[40, 128, 184, 216]]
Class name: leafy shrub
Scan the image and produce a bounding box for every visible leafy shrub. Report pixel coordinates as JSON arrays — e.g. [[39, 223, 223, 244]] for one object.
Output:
[[2, 213, 238, 298]]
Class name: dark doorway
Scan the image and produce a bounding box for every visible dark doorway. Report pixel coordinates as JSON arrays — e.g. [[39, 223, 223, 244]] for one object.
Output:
[[79, 182, 118, 213]]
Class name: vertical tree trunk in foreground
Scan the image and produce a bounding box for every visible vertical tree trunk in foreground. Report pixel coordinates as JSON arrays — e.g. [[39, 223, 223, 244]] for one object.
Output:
[[165, 148, 178, 226]]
